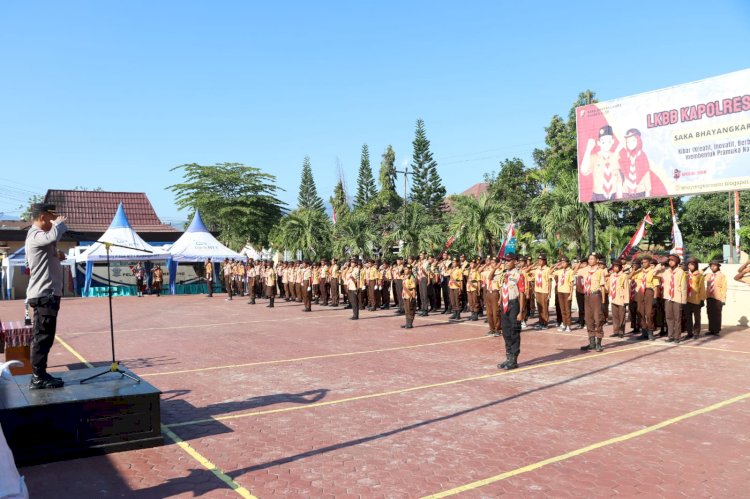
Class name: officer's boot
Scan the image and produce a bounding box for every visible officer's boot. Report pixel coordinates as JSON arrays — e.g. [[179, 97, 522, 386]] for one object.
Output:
[[497, 354, 511, 369], [503, 354, 518, 370], [595, 337, 603, 352], [580, 336, 595, 351], [455, 311, 461, 320], [406, 318, 413, 329], [471, 312, 478, 321], [269, 296, 274, 308]]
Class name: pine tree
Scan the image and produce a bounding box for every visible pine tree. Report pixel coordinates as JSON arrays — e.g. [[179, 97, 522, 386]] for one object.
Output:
[[354, 144, 376, 209], [297, 156, 325, 213], [330, 177, 350, 222], [376, 145, 401, 212], [410, 119, 446, 218]]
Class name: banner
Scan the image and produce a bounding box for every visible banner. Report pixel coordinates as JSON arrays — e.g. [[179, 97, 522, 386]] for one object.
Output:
[[576, 68, 750, 203], [619, 214, 653, 260]]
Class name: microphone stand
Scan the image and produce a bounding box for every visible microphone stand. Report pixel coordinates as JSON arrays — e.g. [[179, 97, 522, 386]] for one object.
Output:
[[80, 241, 152, 384]]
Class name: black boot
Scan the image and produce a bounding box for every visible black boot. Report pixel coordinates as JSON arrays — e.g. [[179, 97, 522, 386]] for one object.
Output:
[[648, 329, 655, 341], [503, 354, 518, 370], [470, 312, 477, 321], [639, 329, 649, 340], [595, 337, 603, 352], [406, 318, 413, 329], [580, 337, 595, 351], [497, 354, 511, 369], [442, 307, 450, 314]]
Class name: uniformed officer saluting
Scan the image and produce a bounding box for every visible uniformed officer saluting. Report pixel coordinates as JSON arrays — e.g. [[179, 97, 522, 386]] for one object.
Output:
[[497, 253, 525, 371]]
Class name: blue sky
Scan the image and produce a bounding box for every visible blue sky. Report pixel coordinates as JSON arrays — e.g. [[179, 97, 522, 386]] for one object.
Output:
[[1, 1, 748, 223]]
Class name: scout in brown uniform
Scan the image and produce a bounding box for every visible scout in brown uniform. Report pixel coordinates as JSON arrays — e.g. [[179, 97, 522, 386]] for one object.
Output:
[[662, 254, 687, 342], [381, 261, 391, 309], [705, 259, 727, 336], [486, 258, 503, 337], [608, 260, 630, 337], [580, 253, 607, 352], [263, 262, 276, 307], [329, 258, 340, 306], [466, 260, 480, 321], [574, 258, 586, 329], [479, 256, 492, 325], [439, 252, 452, 314], [497, 253, 525, 370], [448, 258, 464, 320], [223, 258, 233, 300], [301, 261, 313, 312], [152, 264, 163, 296], [401, 265, 417, 329], [685, 257, 705, 338], [459, 254, 470, 312], [598, 259, 610, 324], [524, 256, 537, 320], [392, 257, 404, 314], [632, 255, 659, 340], [295, 262, 304, 302], [318, 259, 329, 305], [553, 256, 575, 332], [627, 259, 640, 333], [205, 257, 214, 297], [246, 262, 258, 304], [533, 254, 551, 329], [347, 260, 361, 319], [416, 253, 430, 316]]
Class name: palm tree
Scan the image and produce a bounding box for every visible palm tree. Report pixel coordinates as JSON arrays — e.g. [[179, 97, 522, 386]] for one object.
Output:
[[596, 226, 634, 262], [391, 203, 446, 257], [273, 209, 332, 259], [332, 210, 378, 258], [447, 193, 510, 256], [531, 172, 615, 257]]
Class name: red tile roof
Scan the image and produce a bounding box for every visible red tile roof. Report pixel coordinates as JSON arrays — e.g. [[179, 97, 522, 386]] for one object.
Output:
[[460, 182, 489, 198], [0, 220, 31, 230], [43, 190, 178, 233]]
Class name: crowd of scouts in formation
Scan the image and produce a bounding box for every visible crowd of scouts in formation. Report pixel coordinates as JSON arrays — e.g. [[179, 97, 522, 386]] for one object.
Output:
[[202, 253, 750, 371]]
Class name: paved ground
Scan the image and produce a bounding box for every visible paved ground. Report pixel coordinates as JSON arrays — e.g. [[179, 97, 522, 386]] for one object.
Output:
[[2, 293, 749, 498]]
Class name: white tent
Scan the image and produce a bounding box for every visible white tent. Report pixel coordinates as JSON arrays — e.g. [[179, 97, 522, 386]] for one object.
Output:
[[76, 203, 170, 296], [2, 247, 75, 300], [76, 203, 170, 263], [167, 210, 242, 262], [166, 210, 243, 294]]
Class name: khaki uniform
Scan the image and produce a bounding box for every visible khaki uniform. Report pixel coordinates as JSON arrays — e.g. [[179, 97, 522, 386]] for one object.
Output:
[[581, 266, 606, 338], [609, 271, 630, 335], [706, 271, 727, 334], [662, 267, 687, 339], [686, 271, 705, 335], [449, 267, 463, 313], [553, 268, 574, 327], [534, 266, 551, 326]]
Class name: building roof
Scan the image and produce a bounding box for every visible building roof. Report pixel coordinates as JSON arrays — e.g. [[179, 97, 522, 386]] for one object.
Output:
[[43, 190, 178, 233], [460, 182, 489, 198], [0, 220, 31, 230]]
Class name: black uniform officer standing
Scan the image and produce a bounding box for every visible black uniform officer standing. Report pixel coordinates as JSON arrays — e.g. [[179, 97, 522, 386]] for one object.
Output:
[[25, 203, 68, 389], [497, 253, 526, 371]]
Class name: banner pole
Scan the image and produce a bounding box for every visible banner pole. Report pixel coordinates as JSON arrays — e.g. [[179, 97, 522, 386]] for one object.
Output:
[[729, 192, 734, 263], [588, 202, 595, 254]]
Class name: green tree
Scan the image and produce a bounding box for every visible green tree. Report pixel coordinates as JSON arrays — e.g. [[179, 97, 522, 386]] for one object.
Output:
[[373, 144, 402, 213], [485, 157, 541, 232], [681, 193, 731, 258], [332, 210, 378, 258], [329, 177, 350, 223], [19, 194, 45, 221], [446, 193, 509, 256], [391, 203, 446, 257], [297, 156, 325, 213], [270, 209, 332, 260], [354, 144, 376, 209], [531, 172, 615, 258], [168, 162, 285, 249], [410, 119, 446, 219]]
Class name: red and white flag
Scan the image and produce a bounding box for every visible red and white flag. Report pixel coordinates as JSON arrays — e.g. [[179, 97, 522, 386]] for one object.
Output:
[[497, 222, 516, 258], [669, 198, 684, 257], [445, 224, 464, 249], [735, 191, 741, 257], [619, 214, 653, 260]]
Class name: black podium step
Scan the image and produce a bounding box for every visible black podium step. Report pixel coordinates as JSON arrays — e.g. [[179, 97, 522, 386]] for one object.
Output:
[[0, 367, 162, 466]]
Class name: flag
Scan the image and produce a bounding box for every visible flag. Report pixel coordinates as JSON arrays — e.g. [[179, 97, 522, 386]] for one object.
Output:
[[445, 224, 464, 249], [332, 207, 337, 225], [735, 191, 741, 257], [498, 223, 516, 258], [619, 214, 653, 260], [669, 198, 684, 257]]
